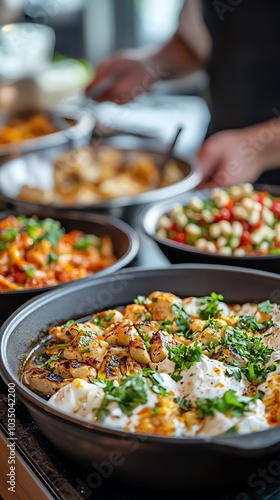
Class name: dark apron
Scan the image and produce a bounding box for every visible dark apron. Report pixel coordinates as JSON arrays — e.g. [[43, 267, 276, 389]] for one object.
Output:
[[201, 0, 280, 182]]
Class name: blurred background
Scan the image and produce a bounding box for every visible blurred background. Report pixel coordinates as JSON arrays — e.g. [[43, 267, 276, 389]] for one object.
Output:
[[0, 0, 210, 156]]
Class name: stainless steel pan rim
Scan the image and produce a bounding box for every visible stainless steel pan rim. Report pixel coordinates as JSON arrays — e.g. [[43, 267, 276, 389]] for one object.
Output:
[[0, 148, 201, 210], [0, 104, 96, 157], [1, 263, 280, 453]]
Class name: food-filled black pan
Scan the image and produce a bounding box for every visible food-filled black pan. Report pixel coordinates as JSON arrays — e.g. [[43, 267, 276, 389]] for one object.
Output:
[[1, 264, 280, 490], [140, 184, 280, 273], [0, 210, 139, 323]]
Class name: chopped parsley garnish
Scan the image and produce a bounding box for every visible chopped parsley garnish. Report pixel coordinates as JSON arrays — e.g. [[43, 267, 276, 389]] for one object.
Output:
[[175, 396, 191, 412], [197, 293, 224, 320], [0, 227, 19, 250], [93, 373, 149, 421], [195, 389, 264, 419], [167, 341, 203, 381], [48, 251, 58, 264], [47, 342, 71, 351], [104, 313, 115, 322], [220, 327, 274, 383], [171, 303, 192, 337], [65, 319, 74, 329], [258, 300, 273, 315], [81, 348, 91, 354], [142, 368, 167, 396], [151, 297, 158, 302], [40, 353, 62, 371], [22, 265, 36, 277], [79, 336, 91, 348], [73, 234, 99, 250], [225, 365, 242, 382], [238, 315, 273, 333], [40, 218, 65, 248], [133, 295, 146, 305]]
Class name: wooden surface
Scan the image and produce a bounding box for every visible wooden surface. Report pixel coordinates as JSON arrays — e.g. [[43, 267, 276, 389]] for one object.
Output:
[[0, 431, 53, 500]]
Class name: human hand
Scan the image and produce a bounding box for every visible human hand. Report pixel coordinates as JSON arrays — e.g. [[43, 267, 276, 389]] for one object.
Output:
[[196, 129, 264, 189], [86, 50, 157, 104]]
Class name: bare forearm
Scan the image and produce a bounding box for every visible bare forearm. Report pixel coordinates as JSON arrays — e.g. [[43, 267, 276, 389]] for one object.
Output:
[[241, 119, 280, 171], [143, 33, 206, 82]]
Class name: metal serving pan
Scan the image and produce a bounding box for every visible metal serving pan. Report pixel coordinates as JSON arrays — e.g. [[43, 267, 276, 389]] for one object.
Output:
[[0, 136, 201, 222], [0, 210, 139, 323], [140, 185, 280, 273], [0, 104, 95, 159], [1, 265, 280, 490]]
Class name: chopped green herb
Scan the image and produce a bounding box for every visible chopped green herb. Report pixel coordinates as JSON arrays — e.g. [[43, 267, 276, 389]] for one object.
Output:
[[225, 365, 242, 382], [22, 265, 36, 277], [175, 396, 191, 412], [258, 300, 273, 315], [167, 341, 203, 381], [65, 319, 74, 329], [171, 302, 192, 337], [197, 293, 224, 320], [47, 342, 71, 351], [196, 389, 263, 419], [48, 251, 58, 264], [94, 373, 149, 421], [133, 295, 146, 305], [73, 234, 99, 250]]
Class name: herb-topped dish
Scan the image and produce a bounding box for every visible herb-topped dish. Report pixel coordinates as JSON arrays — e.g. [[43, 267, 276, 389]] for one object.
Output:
[[157, 184, 280, 257], [22, 291, 280, 437], [0, 215, 116, 290]]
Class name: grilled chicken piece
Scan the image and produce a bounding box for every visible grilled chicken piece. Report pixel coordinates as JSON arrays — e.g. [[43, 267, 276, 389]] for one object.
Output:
[[63, 329, 108, 368], [91, 309, 124, 330], [136, 321, 160, 338], [103, 320, 137, 346], [49, 360, 97, 379], [103, 320, 151, 364], [212, 346, 247, 368], [198, 326, 224, 347], [123, 304, 151, 323], [119, 354, 142, 376], [99, 350, 123, 380], [129, 336, 150, 364], [49, 321, 100, 343], [146, 291, 181, 322], [149, 331, 180, 363], [24, 367, 73, 395]]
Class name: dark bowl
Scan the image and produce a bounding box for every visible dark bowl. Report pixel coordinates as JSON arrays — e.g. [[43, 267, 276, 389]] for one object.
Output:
[[140, 184, 280, 273], [0, 136, 200, 223], [0, 210, 139, 323], [1, 264, 280, 490]]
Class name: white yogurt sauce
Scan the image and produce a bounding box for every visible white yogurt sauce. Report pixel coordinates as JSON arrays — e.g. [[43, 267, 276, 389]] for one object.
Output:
[[177, 355, 247, 403]]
